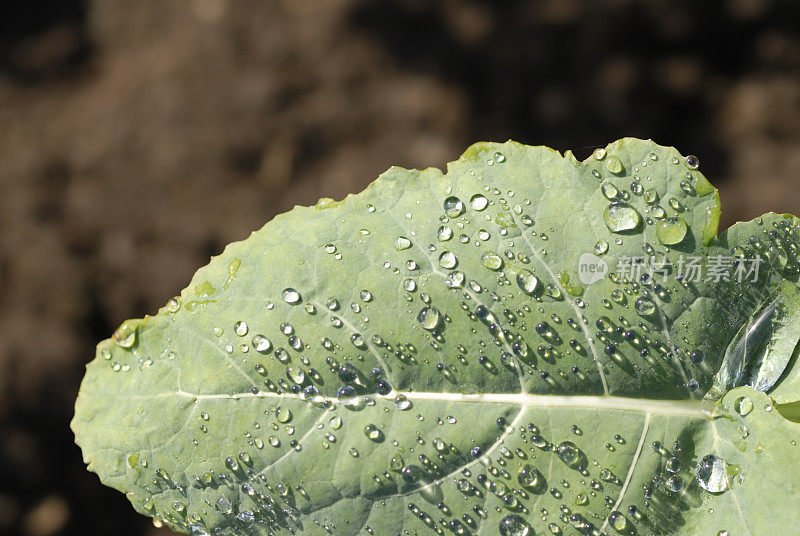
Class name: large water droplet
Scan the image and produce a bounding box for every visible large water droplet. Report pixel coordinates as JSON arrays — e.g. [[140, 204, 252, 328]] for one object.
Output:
[[215, 496, 234, 515], [605, 155, 624, 174], [438, 251, 458, 269], [113, 322, 137, 348], [445, 271, 465, 288], [608, 511, 629, 532], [735, 396, 754, 416], [696, 454, 728, 493], [594, 239, 609, 255], [418, 306, 442, 331], [601, 183, 619, 200], [252, 335, 272, 353], [337, 385, 359, 408], [364, 424, 383, 441], [470, 194, 488, 211], [604, 202, 641, 233], [656, 217, 688, 245], [517, 464, 544, 493], [665, 474, 684, 493], [443, 197, 465, 218], [287, 367, 305, 384], [394, 395, 412, 410], [283, 288, 301, 304], [275, 406, 292, 423], [556, 441, 586, 470], [516, 269, 540, 295], [498, 514, 531, 536], [395, 236, 412, 250], [634, 296, 656, 316], [233, 321, 248, 337], [481, 252, 504, 271]]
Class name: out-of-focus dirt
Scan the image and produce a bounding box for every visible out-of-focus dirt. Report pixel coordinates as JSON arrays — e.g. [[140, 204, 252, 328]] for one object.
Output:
[[0, 1, 798, 535]]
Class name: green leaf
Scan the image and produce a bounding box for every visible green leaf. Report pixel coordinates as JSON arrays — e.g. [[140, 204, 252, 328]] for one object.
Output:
[[72, 139, 800, 536]]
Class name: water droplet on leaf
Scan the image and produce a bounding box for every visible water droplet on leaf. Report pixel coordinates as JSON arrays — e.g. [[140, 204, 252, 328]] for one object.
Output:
[[283, 288, 301, 304], [656, 217, 687, 245], [471, 194, 488, 211], [444, 197, 465, 218], [696, 454, 728, 493], [516, 270, 540, 295], [439, 251, 458, 269], [395, 236, 412, 250], [735, 396, 754, 416], [605, 155, 623, 174], [603, 202, 641, 233], [418, 306, 442, 331], [498, 514, 531, 536], [481, 252, 504, 271]]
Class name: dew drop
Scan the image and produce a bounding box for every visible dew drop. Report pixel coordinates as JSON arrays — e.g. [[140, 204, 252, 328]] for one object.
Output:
[[470, 194, 489, 211], [275, 407, 292, 423], [233, 321, 248, 337], [364, 424, 383, 441], [516, 269, 540, 296], [439, 251, 458, 269], [665, 474, 684, 493], [735, 396, 754, 416], [556, 441, 586, 470], [481, 252, 504, 271], [601, 183, 619, 200], [337, 385, 357, 403], [445, 271, 466, 288], [418, 306, 442, 331], [113, 322, 137, 348], [283, 288, 301, 304], [251, 335, 272, 353], [656, 217, 688, 245], [634, 296, 656, 316], [394, 395, 412, 411], [215, 496, 234, 515], [444, 197, 465, 218], [498, 514, 531, 536], [395, 236, 412, 250], [696, 454, 728, 493], [608, 511, 629, 532], [517, 464, 544, 493], [605, 155, 623, 174], [604, 202, 641, 233]]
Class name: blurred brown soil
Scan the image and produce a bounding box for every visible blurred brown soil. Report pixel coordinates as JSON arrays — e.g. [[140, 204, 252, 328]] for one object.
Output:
[[0, 1, 798, 535]]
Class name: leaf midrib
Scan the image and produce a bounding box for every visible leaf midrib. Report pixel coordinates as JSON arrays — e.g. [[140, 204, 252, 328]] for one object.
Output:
[[116, 389, 706, 417]]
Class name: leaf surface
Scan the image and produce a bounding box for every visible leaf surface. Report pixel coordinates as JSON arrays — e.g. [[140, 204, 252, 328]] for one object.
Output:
[[73, 139, 800, 536]]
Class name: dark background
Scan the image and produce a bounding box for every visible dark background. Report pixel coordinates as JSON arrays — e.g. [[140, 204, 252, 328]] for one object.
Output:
[[0, 1, 798, 535]]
